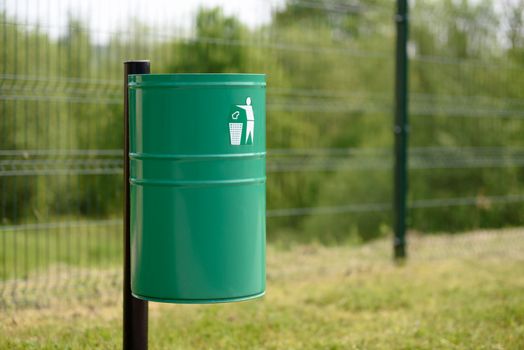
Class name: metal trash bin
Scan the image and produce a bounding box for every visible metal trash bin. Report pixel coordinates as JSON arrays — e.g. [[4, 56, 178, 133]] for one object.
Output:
[[128, 74, 266, 303]]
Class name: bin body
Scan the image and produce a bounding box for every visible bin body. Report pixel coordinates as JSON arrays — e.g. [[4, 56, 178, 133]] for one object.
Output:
[[128, 74, 266, 303]]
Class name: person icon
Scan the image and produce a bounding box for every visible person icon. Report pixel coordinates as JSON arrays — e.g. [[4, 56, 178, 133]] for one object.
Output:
[[237, 97, 254, 144]]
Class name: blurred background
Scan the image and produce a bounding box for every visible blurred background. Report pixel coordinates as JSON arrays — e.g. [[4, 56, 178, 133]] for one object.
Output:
[[1, 0, 524, 336]]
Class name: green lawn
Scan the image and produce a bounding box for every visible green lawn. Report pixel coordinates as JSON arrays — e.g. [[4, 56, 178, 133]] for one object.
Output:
[[1, 229, 524, 349], [0, 219, 122, 280]]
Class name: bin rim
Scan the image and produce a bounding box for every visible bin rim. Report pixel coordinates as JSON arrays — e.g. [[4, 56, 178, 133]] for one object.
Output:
[[129, 73, 265, 80], [128, 73, 266, 90], [130, 73, 265, 76], [128, 73, 266, 87]]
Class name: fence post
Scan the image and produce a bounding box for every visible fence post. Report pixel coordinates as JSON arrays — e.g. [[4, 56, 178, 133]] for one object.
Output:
[[124, 60, 150, 350], [394, 0, 409, 259]]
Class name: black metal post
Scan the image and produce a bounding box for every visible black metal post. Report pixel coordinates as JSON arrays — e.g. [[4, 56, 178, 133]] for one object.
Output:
[[124, 60, 150, 350], [394, 0, 409, 259]]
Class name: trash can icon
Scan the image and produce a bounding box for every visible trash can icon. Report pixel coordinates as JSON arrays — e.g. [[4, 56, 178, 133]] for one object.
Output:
[[228, 97, 255, 146], [229, 120, 243, 145]]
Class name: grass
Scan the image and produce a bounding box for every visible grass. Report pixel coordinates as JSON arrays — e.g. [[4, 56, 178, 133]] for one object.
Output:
[[1, 228, 524, 349], [0, 219, 121, 279]]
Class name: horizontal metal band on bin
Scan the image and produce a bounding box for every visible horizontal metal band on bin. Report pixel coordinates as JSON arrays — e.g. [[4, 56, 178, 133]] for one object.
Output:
[[129, 151, 266, 161], [129, 177, 266, 187], [129, 151, 266, 187]]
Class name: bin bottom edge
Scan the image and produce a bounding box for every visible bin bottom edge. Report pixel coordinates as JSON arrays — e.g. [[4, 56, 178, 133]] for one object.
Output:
[[131, 290, 265, 304]]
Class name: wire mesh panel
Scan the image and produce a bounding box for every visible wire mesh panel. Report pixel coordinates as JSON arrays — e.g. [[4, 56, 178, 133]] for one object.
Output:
[[1, 0, 523, 309], [0, 0, 397, 308], [408, 0, 524, 256]]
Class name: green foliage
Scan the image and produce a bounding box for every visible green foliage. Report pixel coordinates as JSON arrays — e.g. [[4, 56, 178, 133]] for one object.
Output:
[[170, 8, 248, 73], [408, 0, 524, 234], [2, 0, 524, 240]]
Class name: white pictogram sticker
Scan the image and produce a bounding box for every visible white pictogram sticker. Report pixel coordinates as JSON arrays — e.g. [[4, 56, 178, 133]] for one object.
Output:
[[229, 97, 254, 146]]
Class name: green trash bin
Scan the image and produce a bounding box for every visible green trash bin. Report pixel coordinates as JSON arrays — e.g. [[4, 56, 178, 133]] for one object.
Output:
[[128, 74, 266, 303]]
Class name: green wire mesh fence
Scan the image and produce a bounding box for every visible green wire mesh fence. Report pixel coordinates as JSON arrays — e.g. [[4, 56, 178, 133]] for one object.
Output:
[[1, 0, 524, 308]]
